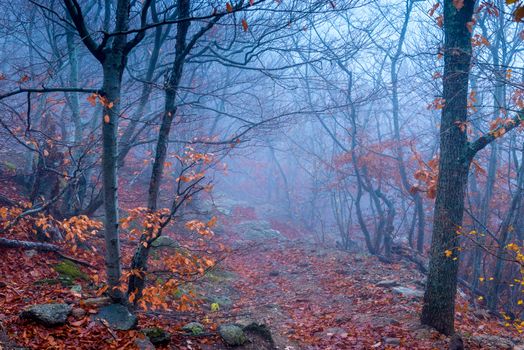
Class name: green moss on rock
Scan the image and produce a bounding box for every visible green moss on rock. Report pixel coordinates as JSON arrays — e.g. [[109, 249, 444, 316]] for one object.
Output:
[[54, 260, 88, 281]]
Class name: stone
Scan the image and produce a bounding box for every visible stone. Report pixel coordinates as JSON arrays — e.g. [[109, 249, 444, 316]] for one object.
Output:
[[384, 337, 400, 346], [449, 334, 464, 350], [24, 250, 37, 258], [235, 220, 283, 241], [376, 280, 400, 288], [473, 308, 490, 320], [467, 335, 514, 350], [218, 324, 247, 346], [391, 286, 424, 298], [95, 304, 137, 330], [151, 236, 179, 249], [269, 270, 279, 277], [71, 307, 86, 319], [236, 320, 274, 344], [20, 303, 72, 327], [182, 322, 205, 336], [134, 337, 155, 350], [143, 327, 170, 346]]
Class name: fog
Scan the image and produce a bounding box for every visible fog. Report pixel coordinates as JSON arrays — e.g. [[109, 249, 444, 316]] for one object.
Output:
[[0, 0, 523, 348]]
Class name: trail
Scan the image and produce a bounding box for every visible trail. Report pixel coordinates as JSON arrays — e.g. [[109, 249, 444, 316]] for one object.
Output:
[[201, 237, 439, 349]]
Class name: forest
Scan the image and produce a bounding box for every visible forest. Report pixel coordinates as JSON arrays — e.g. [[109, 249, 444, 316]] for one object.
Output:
[[0, 0, 524, 349]]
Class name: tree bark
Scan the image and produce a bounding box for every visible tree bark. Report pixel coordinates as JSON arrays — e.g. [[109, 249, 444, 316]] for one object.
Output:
[[421, 0, 475, 335]]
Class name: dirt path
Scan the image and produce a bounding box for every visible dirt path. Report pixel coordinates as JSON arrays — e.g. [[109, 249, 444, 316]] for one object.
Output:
[[200, 238, 448, 350]]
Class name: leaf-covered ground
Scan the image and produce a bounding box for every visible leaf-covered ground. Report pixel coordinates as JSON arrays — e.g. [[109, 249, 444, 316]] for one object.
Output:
[[0, 211, 521, 349]]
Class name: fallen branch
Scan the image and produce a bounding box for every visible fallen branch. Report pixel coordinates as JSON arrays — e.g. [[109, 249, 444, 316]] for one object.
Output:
[[0, 237, 60, 251], [0, 238, 94, 267]]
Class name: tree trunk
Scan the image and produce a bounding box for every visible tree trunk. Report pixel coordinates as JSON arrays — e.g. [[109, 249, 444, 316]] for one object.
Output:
[[101, 56, 125, 301], [147, 0, 190, 211], [421, 0, 475, 335]]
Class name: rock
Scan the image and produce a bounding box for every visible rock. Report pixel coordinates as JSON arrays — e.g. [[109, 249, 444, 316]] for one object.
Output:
[[384, 337, 400, 346], [134, 337, 155, 350], [218, 324, 248, 346], [143, 327, 170, 346], [449, 334, 464, 350], [151, 236, 179, 249], [269, 270, 279, 277], [95, 304, 137, 330], [24, 250, 37, 258], [376, 280, 400, 288], [70, 284, 82, 294], [71, 307, 86, 319], [241, 321, 274, 345], [391, 286, 424, 298], [413, 327, 432, 340], [20, 303, 72, 327], [235, 220, 283, 241], [182, 322, 205, 336], [467, 335, 514, 350], [473, 308, 490, 320]]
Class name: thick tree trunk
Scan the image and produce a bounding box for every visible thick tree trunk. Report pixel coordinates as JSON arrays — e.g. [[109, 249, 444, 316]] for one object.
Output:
[[421, 0, 475, 335]]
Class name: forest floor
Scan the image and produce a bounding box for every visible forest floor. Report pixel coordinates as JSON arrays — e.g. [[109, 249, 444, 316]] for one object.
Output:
[[0, 198, 522, 349]]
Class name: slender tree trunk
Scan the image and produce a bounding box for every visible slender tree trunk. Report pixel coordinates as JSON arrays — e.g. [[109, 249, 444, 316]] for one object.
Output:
[[129, 0, 190, 299], [421, 0, 475, 335], [101, 55, 125, 301], [147, 0, 190, 211]]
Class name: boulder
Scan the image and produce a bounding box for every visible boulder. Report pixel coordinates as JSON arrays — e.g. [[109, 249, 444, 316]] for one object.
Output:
[[218, 324, 248, 346], [240, 321, 274, 345], [151, 236, 179, 249], [20, 303, 72, 327], [235, 221, 283, 241], [391, 286, 424, 299], [143, 327, 170, 346], [95, 304, 137, 330], [181, 322, 205, 336]]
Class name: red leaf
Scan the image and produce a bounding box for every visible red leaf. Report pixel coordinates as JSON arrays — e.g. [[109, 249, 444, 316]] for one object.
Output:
[[241, 18, 249, 32]]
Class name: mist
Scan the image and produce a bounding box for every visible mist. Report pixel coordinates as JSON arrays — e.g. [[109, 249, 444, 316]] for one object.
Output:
[[0, 0, 523, 349]]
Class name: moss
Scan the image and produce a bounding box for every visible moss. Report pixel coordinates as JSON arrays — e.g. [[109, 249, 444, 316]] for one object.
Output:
[[34, 278, 61, 285], [182, 322, 204, 336], [54, 260, 88, 281]]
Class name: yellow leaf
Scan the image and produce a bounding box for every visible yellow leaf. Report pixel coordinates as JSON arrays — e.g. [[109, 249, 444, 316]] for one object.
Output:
[[211, 302, 220, 312], [444, 249, 453, 258]]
